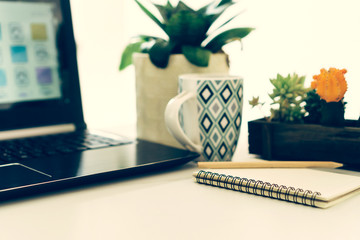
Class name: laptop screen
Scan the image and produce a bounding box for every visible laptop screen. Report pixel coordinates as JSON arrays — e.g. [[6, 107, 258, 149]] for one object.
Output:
[[0, 0, 85, 131], [0, 1, 62, 104]]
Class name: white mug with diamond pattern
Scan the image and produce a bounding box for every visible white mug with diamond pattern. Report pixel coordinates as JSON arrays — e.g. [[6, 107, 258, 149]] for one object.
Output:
[[165, 74, 243, 161]]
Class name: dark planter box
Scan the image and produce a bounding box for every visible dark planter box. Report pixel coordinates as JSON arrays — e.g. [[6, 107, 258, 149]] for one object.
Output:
[[248, 119, 360, 166]]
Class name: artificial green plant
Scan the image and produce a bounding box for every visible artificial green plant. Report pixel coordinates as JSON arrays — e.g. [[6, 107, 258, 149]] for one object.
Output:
[[119, 0, 254, 69], [250, 73, 308, 123], [268, 73, 308, 122]]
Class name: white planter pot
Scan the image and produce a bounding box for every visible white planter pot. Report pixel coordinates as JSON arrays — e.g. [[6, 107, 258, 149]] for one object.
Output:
[[133, 53, 229, 148]]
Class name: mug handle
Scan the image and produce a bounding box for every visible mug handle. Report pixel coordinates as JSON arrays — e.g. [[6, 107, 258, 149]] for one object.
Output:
[[165, 91, 202, 153]]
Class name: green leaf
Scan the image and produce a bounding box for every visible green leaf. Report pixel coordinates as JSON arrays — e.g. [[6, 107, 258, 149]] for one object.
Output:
[[134, 0, 165, 31], [128, 35, 166, 53], [205, 28, 254, 52], [134, 34, 160, 41], [166, 0, 173, 8], [197, 1, 216, 15], [197, 1, 235, 27], [154, 3, 173, 22], [216, 0, 233, 7], [207, 11, 243, 35], [205, 2, 235, 25], [148, 39, 174, 68], [249, 96, 264, 108], [119, 40, 145, 70], [165, 11, 208, 46], [182, 45, 211, 67], [174, 1, 195, 13]]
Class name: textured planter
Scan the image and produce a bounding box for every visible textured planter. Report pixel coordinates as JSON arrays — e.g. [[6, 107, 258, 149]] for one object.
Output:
[[248, 119, 360, 167], [133, 53, 229, 148]]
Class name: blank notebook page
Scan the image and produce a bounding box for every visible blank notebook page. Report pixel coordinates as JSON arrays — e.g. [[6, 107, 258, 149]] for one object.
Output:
[[197, 168, 360, 206]]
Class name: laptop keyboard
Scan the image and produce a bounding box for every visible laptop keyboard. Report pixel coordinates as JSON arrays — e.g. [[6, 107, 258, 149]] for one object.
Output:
[[0, 132, 132, 163]]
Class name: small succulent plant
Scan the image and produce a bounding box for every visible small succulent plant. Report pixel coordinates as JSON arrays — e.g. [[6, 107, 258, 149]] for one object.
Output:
[[119, 0, 254, 69], [311, 68, 348, 126], [268, 73, 308, 123], [249, 73, 308, 123]]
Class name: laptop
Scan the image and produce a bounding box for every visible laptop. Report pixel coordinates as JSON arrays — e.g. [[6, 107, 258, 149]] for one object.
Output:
[[0, 0, 198, 201]]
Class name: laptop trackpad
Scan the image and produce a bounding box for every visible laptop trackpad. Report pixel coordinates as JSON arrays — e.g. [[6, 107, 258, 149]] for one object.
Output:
[[0, 163, 51, 190]]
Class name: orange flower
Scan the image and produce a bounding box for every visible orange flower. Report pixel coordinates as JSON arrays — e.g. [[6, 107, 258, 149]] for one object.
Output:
[[311, 68, 347, 102]]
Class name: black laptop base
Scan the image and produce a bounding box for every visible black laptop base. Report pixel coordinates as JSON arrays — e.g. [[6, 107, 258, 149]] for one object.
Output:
[[0, 139, 199, 202]]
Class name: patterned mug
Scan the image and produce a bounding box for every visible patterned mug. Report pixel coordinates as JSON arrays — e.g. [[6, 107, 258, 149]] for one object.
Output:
[[165, 74, 243, 161]]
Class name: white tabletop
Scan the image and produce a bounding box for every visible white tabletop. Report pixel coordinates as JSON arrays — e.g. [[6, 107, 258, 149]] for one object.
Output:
[[0, 150, 360, 240]]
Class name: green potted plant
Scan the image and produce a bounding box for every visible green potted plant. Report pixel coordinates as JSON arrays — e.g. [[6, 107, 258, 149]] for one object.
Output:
[[120, 0, 253, 69], [119, 0, 253, 148], [248, 68, 360, 167]]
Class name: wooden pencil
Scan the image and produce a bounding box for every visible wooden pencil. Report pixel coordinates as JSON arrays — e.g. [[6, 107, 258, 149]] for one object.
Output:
[[197, 161, 343, 169]]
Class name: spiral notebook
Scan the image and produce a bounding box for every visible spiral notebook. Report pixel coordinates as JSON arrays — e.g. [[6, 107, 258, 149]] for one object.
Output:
[[193, 169, 360, 208]]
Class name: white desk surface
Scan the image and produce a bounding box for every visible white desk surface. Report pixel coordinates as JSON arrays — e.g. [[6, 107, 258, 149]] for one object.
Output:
[[0, 130, 360, 240]]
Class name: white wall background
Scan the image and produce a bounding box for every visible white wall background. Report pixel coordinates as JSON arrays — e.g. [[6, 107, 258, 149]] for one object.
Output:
[[70, 0, 360, 128]]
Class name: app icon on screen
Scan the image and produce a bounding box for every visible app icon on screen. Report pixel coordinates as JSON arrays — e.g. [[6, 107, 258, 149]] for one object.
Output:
[[31, 23, 47, 40], [11, 46, 28, 63], [15, 67, 30, 87], [9, 22, 24, 42], [34, 45, 49, 62], [36, 67, 52, 85]]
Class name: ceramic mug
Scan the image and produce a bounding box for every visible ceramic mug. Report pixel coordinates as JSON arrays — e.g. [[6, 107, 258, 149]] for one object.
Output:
[[165, 74, 243, 161]]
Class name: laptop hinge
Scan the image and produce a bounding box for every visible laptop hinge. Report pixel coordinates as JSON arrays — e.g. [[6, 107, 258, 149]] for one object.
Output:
[[0, 124, 76, 141]]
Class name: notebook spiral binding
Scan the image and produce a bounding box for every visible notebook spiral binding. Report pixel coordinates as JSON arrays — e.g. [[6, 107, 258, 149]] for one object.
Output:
[[195, 170, 321, 207]]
